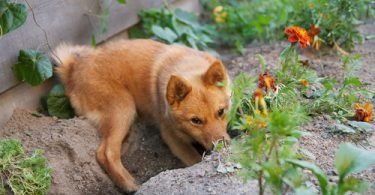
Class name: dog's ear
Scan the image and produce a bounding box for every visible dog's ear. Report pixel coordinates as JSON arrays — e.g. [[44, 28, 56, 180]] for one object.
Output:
[[166, 75, 192, 105], [203, 60, 226, 86]]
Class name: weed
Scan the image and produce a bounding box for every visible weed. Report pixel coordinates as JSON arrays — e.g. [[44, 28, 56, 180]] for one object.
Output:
[[0, 139, 52, 195]]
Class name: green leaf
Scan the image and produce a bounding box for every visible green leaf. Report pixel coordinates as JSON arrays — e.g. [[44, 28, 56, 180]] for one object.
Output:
[[13, 49, 53, 86], [258, 54, 267, 72], [286, 159, 329, 195], [335, 143, 375, 180], [174, 8, 198, 27], [338, 176, 371, 194], [91, 34, 97, 48], [116, 0, 127, 4], [47, 84, 75, 119], [343, 77, 362, 87], [151, 25, 178, 43], [0, 1, 28, 35]]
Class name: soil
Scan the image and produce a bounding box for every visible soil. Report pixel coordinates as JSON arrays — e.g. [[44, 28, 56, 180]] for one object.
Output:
[[0, 22, 374, 194], [0, 110, 182, 195]]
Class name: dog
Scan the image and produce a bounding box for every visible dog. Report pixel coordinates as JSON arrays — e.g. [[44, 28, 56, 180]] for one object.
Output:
[[53, 39, 231, 192]]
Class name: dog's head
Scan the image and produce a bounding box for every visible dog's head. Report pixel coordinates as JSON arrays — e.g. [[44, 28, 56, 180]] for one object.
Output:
[[166, 60, 231, 150]]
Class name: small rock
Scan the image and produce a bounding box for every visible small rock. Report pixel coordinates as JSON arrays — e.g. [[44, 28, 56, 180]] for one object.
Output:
[[73, 175, 82, 181]]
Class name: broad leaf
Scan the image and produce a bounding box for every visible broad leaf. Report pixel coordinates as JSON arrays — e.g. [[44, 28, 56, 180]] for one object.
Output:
[[13, 49, 53, 86], [286, 159, 329, 195], [47, 84, 75, 119], [0, 1, 27, 35], [151, 25, 177, 43], [335, 143, 375, 180], [174, 8, 198, 27]]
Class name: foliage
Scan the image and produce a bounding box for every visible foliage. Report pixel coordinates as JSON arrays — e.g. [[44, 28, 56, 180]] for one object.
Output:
[[0, 139, 52, 195], [202, 0, 374, 51], [47, 84, 75, 119], [129, 8, 216, 53], [229, 41, 374, 194], [0, 0, 28, 36], [287, 143, 375, 195], [12, 49, 53, 86]]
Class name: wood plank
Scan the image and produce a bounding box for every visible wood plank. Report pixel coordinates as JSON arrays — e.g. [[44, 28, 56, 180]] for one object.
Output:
[[0, 0, 181, 94], [0, 80, 53, 128]]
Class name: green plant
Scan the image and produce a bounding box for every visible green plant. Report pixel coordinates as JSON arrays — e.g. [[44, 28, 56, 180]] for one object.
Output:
[[129, 7, 216, 53], [12, 49, 53, 86], [201, 0, 374, 52], [12, 49, 74, 119], [47, 84, 75, 119], [0, 0, 28, 36], [229, 41, 374, 194], [0, 139, 52, 194], [287, 143, 375, 195]]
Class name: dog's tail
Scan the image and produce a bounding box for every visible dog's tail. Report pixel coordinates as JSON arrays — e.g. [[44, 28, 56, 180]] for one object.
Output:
[[52, 43, 91, 84]]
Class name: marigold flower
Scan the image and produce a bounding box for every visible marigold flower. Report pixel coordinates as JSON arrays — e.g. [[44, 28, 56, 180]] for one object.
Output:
[[300, 79, 309, 87], [258, 72, 277, 92], [246, 115, 266, 128], [308, 24, 321, 50], [308, 24, 319, 38], [213, 6, 227, 23], [284, 26, 311, 48], [213, 6, 224, 14], [254, 89, 268, 116], [354, 103, 373, 122]]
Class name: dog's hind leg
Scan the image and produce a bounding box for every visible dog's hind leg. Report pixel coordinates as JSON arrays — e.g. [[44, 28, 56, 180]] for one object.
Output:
[[95, 91, 139, 192]]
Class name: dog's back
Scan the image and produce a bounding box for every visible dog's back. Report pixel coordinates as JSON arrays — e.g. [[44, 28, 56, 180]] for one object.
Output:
[[54, 39, 217, 124]]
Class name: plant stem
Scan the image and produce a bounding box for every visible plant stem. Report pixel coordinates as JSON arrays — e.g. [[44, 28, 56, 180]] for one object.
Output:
[[258, 170, 264, 195]]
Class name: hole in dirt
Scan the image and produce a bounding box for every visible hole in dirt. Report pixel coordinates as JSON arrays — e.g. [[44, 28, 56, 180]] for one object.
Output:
[[121, 123, 184, 184]]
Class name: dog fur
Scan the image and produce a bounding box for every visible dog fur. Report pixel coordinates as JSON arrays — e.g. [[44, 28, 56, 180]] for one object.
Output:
[[53, 39, 231, 192]]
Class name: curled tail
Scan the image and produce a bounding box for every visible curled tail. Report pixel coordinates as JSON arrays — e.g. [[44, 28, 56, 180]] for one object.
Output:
[[52, 43, 91, 85]]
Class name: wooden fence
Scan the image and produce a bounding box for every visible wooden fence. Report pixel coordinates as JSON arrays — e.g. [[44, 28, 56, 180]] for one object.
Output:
[[0, 0, 199, 127]]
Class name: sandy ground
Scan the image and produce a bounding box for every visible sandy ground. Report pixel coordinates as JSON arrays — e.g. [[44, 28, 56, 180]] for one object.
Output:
[[0, 23, 374, 194]]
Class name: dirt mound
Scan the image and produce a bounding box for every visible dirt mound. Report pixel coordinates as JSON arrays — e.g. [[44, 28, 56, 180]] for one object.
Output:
[[0, 109, 183, 195], [136, 151, 258, 195]]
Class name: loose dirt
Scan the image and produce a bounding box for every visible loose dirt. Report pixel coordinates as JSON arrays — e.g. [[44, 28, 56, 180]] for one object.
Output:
[[1, 22, 374, 194]]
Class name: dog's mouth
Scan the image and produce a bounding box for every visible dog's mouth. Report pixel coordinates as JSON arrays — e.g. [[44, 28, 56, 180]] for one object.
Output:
[[192, 141, 209, 156]]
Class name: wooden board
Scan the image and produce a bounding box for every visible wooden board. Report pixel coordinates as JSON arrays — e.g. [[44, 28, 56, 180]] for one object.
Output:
[[0, 0, 184, 94]]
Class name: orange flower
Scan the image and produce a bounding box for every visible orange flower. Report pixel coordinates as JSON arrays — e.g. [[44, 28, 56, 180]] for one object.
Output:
[[300, 79, 309, 87], [258, 72, 277, 92], [308, 24, 321, 50], [254, 89, 268, 116], [284, 26, 311, 48], [354, 103, 373, 122], [308, 24, 319, 38], [246, 115, 266, 128]]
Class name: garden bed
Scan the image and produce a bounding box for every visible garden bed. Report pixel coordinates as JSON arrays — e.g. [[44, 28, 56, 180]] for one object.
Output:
[[1, 23, 374, 195]]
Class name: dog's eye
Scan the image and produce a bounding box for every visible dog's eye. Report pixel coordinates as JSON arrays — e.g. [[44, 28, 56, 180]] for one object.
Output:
[[191, 117, 203, 125], [217, 108, 225, 117]]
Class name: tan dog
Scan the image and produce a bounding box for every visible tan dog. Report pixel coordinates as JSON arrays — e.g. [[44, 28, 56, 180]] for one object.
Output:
[[53, 39, 231, 192]]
